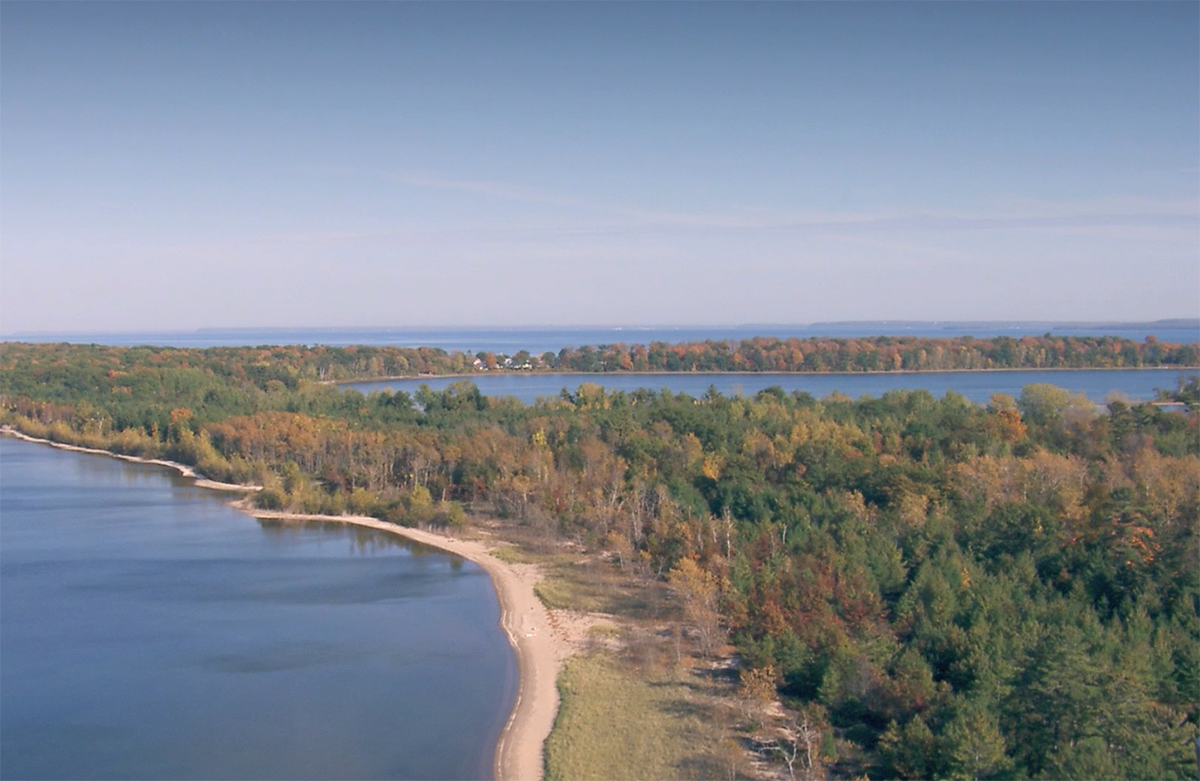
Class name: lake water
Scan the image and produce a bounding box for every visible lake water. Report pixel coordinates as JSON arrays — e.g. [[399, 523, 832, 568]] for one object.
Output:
[[4, 323, 1198, 352], [346, 368, 1196, 406], [0, 437, 516, 780]]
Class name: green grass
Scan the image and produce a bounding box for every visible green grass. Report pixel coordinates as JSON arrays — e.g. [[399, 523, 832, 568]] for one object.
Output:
[[544, 652, 740, 781], [487, 543, 528, 564]]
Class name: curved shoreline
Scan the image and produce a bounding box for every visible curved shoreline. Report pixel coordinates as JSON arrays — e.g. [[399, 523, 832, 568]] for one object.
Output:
[[0, 428, 259, 492], [0, 428, 555, 781], [240, 507, 559, 781]]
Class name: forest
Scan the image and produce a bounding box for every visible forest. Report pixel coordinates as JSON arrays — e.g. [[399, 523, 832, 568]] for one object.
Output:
[[1, 341, 1198, 779]]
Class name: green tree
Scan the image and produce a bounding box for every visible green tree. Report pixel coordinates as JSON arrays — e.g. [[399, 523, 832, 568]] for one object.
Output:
[[943, 700, 1011, 780]]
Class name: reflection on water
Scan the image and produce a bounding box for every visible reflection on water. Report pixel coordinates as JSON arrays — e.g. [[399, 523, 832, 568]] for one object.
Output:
[[0, 437, 516, 781], [255, 517, 466, 568]]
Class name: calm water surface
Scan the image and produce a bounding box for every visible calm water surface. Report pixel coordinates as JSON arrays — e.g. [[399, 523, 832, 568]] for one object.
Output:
[[346, 368, 1196, 406], [0, 437, 515, 780]]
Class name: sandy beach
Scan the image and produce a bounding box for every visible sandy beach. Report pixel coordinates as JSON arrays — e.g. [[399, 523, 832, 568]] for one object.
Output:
[[1, 426, 570, 781]]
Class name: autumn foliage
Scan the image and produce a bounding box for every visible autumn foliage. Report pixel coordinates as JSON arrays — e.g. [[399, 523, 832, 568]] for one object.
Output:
[[2, 342, 1197, 778]]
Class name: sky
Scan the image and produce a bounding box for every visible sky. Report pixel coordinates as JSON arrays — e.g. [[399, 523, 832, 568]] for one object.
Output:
[[2, 2, 1197, 333]]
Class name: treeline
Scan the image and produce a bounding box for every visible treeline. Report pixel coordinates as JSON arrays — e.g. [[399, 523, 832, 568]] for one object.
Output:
[[0, 341, 477, 387], [1, 343, 1198, 779], [550, 334, 1199, 373], [2, 333, 1195, 390]]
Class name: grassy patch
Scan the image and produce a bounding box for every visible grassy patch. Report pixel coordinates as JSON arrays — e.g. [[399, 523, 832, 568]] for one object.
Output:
[[487, 544, 529, 565], [533, 580, 572, 610], [541, 556, 672, 616], [545, 652, 742, 781]]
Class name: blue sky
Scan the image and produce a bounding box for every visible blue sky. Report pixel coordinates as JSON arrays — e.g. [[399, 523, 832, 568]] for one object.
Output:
[[2, 2, 1196, 332]]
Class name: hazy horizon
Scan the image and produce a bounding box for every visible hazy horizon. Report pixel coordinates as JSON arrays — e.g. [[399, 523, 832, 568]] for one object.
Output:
[[6, 317, 1200, 337], [6, 321, 1198, 354], [3, 3, 1197, 332]]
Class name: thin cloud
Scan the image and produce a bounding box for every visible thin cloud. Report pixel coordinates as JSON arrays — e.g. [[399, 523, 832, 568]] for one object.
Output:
[[391, 172, 591, 209], [798, 211, 1198, 232], [389, 170, 1198, 234]]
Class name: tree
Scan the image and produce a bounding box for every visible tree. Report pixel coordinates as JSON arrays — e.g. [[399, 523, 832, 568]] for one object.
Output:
[[668, 558, 725, 657], [1004, 621, 1195, 779], [1017, 383, 1085, 426], [943, 701, 1010, 781], [769, 707, 828, 781], [879, 715, 940, 779]]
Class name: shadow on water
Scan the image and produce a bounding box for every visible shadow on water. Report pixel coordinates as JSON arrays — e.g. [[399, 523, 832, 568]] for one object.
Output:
[[255, 518, 467, 568]]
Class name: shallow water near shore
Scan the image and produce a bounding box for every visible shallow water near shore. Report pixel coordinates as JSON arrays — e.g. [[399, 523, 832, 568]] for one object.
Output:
[[0, 437, 516, 780]]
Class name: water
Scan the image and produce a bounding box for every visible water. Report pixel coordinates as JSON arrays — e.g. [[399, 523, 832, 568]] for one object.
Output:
[[346, 368, 1195, 406], [4, 323, 1198, 351], [0, 437, 516, 780]]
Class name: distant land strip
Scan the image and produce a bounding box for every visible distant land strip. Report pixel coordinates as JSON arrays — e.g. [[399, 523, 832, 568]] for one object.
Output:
[[1, 335, 1197, 387]]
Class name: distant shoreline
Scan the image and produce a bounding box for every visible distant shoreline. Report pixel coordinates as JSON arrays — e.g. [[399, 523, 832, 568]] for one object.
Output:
[[0, 427, 557, 781]]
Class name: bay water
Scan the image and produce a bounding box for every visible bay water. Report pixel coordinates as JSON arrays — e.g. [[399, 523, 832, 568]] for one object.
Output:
[[0, 437, 516, 780], [346, 368, 1196, 406]]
